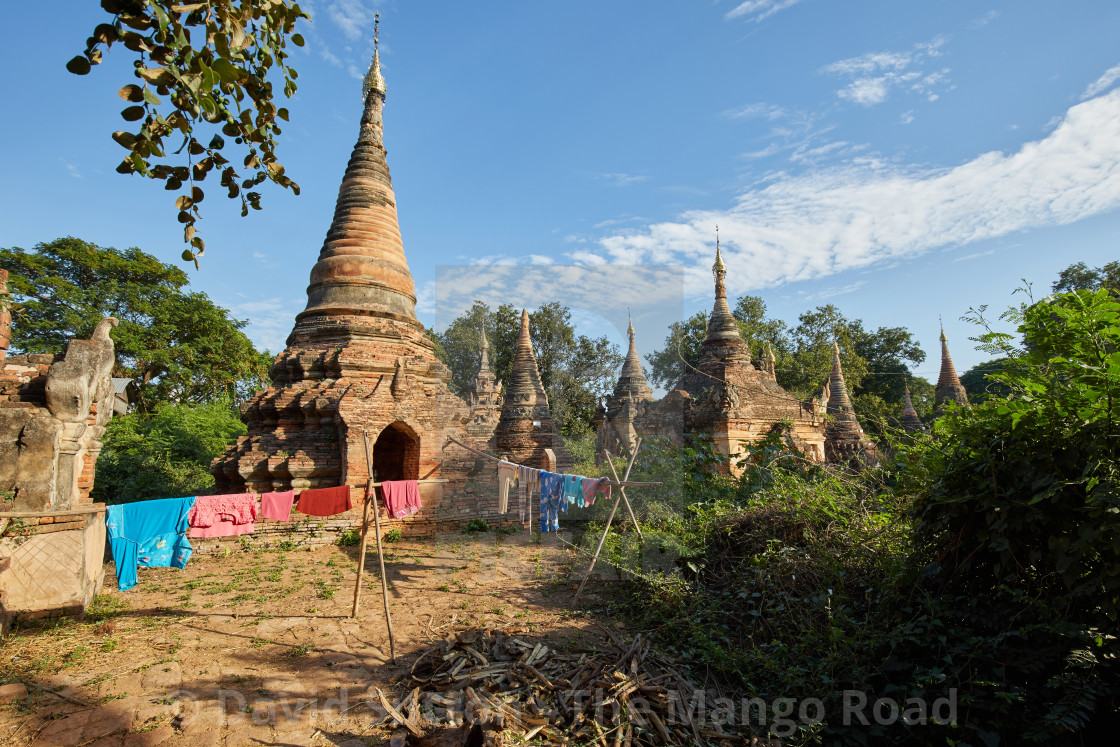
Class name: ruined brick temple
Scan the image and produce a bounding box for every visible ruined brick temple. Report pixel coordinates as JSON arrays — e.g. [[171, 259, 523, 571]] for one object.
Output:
[[594, 241, 908, 468], [211, 36, 512, 532], [0, 269, 114, 630]]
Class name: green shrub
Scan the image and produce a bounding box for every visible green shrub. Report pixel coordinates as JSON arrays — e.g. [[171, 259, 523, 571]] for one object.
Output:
[[336, 528, 361, 547], [383, 528, 402, 543], [92, 400, 245, 504], [463, 518, 489, 534]]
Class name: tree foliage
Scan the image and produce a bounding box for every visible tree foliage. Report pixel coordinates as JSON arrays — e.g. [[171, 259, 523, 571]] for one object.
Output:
[[893, 286, 1120, 739], [434, 301, 622, 434], [1052, 259, 1120, 293], [69, 0, 308, 263], [1, 237, 270, 410], [92, 400, 246, 504]]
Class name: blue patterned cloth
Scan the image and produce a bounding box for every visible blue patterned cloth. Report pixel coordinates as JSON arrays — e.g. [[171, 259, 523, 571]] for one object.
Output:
[[105, 496, 196, 591], [563, 474, 585, 508], [539, 471, 566, 532]]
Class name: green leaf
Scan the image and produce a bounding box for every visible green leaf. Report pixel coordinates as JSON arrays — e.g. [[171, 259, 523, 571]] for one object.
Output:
[[121, 106, 145, 122], [291, 33, 305, 47], [143, 87, 162, 106], [66, 55, 92, 75], [208, 134, 225, 150]]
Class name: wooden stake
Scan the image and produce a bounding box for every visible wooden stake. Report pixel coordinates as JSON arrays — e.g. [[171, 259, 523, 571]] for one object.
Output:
[[354, 429, 396, 663], [574, 439, 642, 600], [351, 482, 372, 618]]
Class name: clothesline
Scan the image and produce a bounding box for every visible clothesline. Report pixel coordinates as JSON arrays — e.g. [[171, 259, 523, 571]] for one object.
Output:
[[443, 436, 662, 489]]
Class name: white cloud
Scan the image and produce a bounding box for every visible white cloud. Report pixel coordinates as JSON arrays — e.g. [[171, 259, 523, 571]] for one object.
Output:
[[822, 37, 952, 107], [323, 0, 380, 40], [585, 90, 1120, 300], [900, 110, 915, 125], [726, 0, 804, 23], [1082, 63, 1120, 100]]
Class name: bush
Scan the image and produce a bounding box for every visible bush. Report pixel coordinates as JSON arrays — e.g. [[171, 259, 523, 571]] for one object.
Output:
[[383, 528, 402, 543], [92, 399, 246, 504], [336, 528, 361, 547], [463, 518, 489, 534]]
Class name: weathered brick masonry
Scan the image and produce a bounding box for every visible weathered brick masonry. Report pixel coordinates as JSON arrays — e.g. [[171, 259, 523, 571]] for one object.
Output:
[[211, 40, 538, 536]]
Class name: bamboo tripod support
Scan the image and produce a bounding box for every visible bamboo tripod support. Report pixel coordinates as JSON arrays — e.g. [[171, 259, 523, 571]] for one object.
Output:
[[574, 438, 643, 600], [352, 430, 396, 663]]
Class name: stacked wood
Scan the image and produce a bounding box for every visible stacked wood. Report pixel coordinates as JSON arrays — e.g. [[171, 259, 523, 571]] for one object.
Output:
[[377, 627, 770, 746]]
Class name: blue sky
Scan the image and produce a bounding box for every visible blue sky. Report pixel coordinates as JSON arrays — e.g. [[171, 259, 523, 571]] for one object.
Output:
[[3, 1, 1120, 386]]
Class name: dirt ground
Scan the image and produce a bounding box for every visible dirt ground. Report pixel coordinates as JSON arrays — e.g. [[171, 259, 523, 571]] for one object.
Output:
[[0, 528, 622, 746]]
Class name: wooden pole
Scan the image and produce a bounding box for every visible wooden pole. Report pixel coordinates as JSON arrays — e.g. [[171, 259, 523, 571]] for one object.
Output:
[[574, 439, 642, 600], [351, 482, 372, 618], [357, 429, 396, 662], [611, 444, 645, 542]]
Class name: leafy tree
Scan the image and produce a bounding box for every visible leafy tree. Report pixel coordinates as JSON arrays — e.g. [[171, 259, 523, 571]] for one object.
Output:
[[644, 310, 707, 390], [896, 286, 1120, 738], [434, 301, 621, 434], [959, 357, 1015, 403], [781, 304, 870, 396], [92, 400, 246, 503], [68, 0, 308, 262], [1, 237, 270, 410], [1052, 260, 1120, 293]]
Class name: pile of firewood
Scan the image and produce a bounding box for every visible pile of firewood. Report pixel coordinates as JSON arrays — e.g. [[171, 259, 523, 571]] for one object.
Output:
[[376, 627, 769, 746]]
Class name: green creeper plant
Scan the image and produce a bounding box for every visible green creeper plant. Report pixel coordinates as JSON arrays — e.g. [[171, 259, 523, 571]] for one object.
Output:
[[68, 0, 308, 265]]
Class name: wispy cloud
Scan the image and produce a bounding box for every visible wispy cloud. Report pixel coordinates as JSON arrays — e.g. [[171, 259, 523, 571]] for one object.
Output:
[[1082, 63, 1120, 100], [725, 0, 804, 23], [723, 103, 787, 120], [968, 10, 999, 30], [322, 0, 380, 40], [232, 297, 305, 354], [596, 172, 648, 187], [59, 158, 81, 179], [822, 37, 952, 106], [582, 89, 1120, 300]]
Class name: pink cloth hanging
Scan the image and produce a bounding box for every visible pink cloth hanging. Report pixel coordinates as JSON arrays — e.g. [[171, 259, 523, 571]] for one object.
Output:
[[380, 480, 420, 519], [188, 493, 258, 538], [260, 490, 296, 522]]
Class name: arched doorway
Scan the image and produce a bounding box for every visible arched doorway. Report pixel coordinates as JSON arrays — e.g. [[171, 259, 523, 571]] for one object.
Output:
[[372, 422, 420, 482]]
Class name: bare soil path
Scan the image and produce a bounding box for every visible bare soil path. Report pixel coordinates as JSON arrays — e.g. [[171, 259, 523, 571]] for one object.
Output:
[[0, 529, 619, 746]]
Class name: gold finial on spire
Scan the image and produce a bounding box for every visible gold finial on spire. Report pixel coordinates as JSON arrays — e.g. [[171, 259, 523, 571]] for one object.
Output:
[[627, 307, 635, 339], [712, 226, 726, 274], [363, 12, 386, 99]]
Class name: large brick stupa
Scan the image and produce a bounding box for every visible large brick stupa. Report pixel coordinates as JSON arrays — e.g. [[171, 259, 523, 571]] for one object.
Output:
[[212, 32, 485, 515]]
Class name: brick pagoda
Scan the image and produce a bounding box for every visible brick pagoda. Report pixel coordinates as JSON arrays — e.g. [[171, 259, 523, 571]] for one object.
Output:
[[212, 29, 487, 519]]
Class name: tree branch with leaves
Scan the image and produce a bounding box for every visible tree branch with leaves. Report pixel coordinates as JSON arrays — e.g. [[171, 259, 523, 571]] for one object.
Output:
[[68, 0, 309, 265]]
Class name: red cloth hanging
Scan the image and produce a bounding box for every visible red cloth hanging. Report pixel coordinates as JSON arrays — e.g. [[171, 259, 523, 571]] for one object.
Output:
[[297, 486, 352, 517], [380, 480, 420, 519]]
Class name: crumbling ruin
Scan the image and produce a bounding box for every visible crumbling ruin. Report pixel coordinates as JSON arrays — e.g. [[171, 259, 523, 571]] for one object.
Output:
[[0, 269, 115, 631]]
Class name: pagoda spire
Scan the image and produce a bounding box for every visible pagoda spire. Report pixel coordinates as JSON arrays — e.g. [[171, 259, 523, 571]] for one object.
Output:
[[935, 325, 970, 411], [824, 339, 878, 467], [826, 340, 857, 418], [900, 385, 925, 433], [614, 309, 653, 402], [702, 227, 750, 356], [479, 323, 491, 371], [362, 13, 386, 99], [290, 13, 418, 342]]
